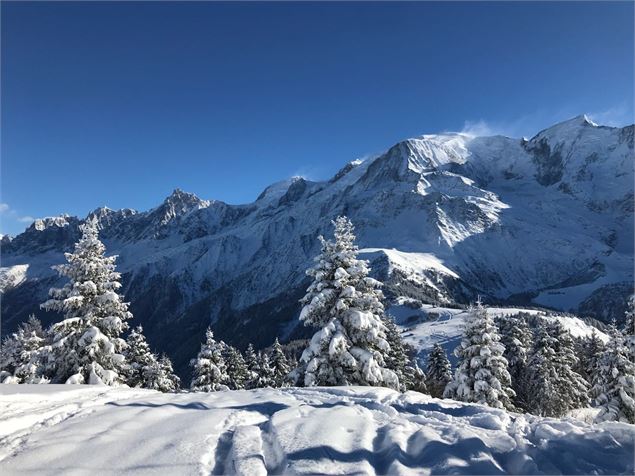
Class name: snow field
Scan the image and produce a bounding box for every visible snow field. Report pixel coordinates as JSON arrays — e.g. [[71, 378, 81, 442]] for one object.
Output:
[[0, 385, 633, 475]]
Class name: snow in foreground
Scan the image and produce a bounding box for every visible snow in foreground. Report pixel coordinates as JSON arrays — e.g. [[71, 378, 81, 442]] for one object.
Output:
[[1, 385, 633, 475]]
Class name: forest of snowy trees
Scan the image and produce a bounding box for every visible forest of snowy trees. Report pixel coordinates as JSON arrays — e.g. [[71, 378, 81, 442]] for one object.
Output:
[[1, 216, 634, 424]]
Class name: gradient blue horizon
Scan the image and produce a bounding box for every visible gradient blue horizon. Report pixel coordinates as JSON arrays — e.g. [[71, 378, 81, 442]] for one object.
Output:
[[1, 1, 633, 235]]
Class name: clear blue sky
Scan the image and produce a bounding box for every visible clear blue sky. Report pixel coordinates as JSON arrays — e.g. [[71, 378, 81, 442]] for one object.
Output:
[[1, 1, 633, 235]]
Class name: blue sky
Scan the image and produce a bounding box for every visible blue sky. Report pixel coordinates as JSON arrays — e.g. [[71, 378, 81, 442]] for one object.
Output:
[[1, 1, 633, 235]]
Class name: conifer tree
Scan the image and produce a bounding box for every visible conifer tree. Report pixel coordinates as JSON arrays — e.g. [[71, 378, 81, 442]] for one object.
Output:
[[548, 320, 590, 411], [383, 316, 410, 391], [0, 315, 51, 383], [144, 354, 180, 393], [525, 323, 561, 417], [404, 360, 427, 394], [581, 331, 605, 388], [223, 344, 249, 390], [297, 216, 398, 389], [124, 326, 156, 388], [496, 313, 532, 407], [243, 343, 260, 389], [159, 354, 181, 391], [444, 302, 515, 410], [623, 295, 635, 358], [41, 218, 132, 384], [190, 328, 229, 392], [255, 352, 275, 388], [525, 320, 589, 417], [425, 344, 452, 398], [591, 324, 635, 423], [270, 338, 291, 387]]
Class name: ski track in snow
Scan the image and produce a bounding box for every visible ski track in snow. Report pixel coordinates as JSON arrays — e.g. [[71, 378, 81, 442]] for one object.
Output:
[[0, 385, 633, 475]]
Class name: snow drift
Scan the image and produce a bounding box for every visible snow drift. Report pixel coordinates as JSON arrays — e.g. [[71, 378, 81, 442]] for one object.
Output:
[[0, 385, 633, 475]]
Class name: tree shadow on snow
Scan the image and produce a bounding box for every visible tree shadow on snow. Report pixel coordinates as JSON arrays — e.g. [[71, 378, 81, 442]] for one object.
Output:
[[105, 400, 290, 416], [106, 400, 213, 410]]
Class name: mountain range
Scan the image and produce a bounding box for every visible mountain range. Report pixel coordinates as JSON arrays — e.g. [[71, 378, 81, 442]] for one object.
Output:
[[1, 114, 633, 377]]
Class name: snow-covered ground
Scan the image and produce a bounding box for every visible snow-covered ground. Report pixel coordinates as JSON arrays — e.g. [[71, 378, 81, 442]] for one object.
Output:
[[0, 385, 633, 475]]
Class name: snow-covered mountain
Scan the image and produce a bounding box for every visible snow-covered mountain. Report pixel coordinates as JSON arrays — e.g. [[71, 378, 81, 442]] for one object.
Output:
[[1, 115, 633, 376]]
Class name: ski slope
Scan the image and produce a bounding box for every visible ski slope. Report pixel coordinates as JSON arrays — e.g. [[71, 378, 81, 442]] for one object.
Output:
[[0, 385, 633, 475]]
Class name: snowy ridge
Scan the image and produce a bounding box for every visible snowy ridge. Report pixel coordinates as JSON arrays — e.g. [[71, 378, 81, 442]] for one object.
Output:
[[0, 385, 632, 475], [389, 303, 609, 365], [0, 265, 29, 294], [1, 115, 632, 376]]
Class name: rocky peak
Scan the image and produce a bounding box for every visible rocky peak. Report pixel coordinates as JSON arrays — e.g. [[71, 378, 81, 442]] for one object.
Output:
[[154, 189, 211, 225]]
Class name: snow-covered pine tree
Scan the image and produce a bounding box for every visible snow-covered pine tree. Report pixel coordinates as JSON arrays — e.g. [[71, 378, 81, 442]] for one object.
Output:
[[403, 360, 427, 394], [190, 328, 229, 392], [254, 352, 275, 388], [495, 313, 532, 408], [124, 326, 157, 388], [581, 331, 605, 387], [297, 216, 398, 389], [143, 354, 180, 393], [425, 343, 452, 398], [41, 218, 132, 384], [591, 323, 635, 424], [270, 338, 290, 387], [547, 320, 590, 411], [0, 315, 51, 384], [623, 295, 635, 358], [383, 316, 410, 391], [243, 343, 260, 389], [525, 323, 561, 417], [222, 344, 249, 390], [443, 302, 515, 410], [159, 354, 181, 391]]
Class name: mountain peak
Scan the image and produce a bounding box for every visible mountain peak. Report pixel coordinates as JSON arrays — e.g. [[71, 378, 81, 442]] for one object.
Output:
[[531, 114, 599, 141], [30, 214, 72, 232], [152, 189, 210, 226], [163, 189, 209, 208], [565, 114, 597, 127]]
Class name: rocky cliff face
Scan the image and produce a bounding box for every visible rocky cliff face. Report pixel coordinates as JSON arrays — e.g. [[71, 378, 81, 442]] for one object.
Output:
[[2, 115, 633, 376]]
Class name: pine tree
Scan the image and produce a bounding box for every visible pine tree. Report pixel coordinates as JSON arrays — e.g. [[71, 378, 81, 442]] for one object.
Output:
[[404, 360, 427, 394], [525, 323, 561, 417], [254, 352, 275, 388], [581, 331, 605, 388], [124, 326, 157, 388], [383, 316, 410, 391], [525, 320, 589, 417], [548, 320, 590, 411], [297, 216, 398, 389], [623, 295, 635, 358], [190, 328, 229, 392], [243, 343, 261, 389], [159, 354, 181, 392], [223, 344, 249, 390], [41, 218, 132, 384], [425, 344, 452, 398], [270, 338, 291, 387], [496, 313, 532, 408], [444, 302, 515, 410], [144, 354, 180, 393], [0, 315, 51, 383], [591, 324, 635, 423]]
